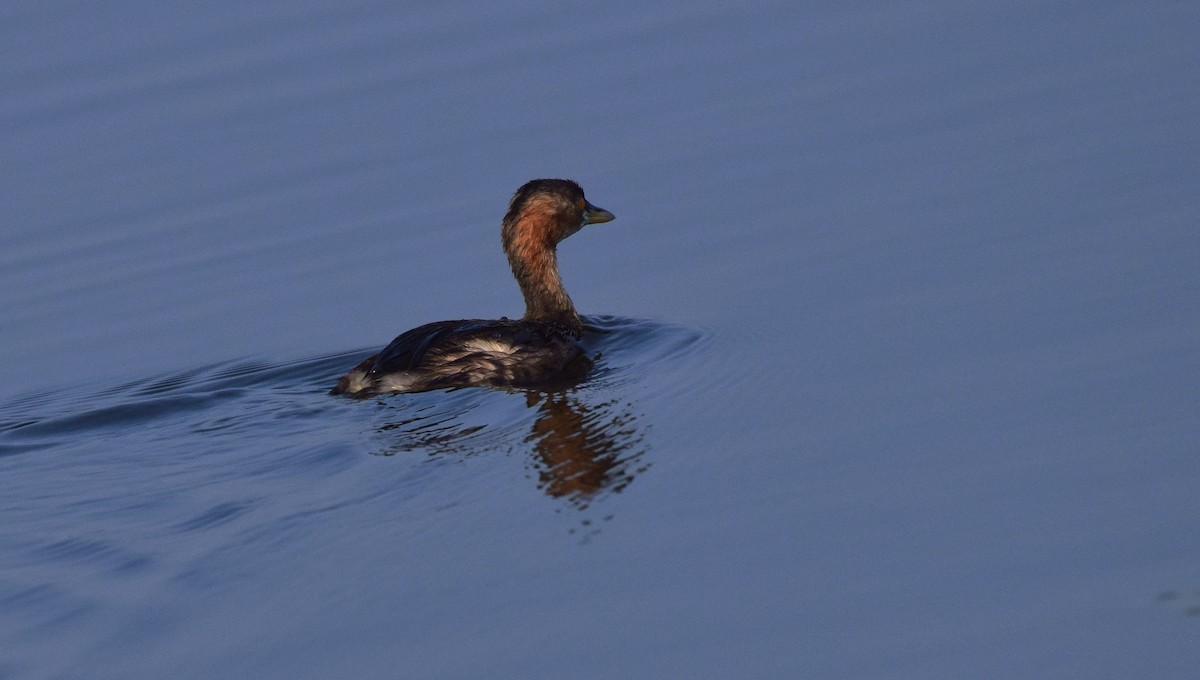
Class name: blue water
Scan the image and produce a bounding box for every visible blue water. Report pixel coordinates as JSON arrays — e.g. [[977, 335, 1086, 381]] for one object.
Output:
[[2, 2, 1199, 678]]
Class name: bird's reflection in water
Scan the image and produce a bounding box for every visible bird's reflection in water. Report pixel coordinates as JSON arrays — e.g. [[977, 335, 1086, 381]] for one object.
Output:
[[372, 389, 647, 509], [523, 391, 645, 507]]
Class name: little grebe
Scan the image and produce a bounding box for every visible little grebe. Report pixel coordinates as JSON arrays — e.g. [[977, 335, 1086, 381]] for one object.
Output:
[[331, 179, 615, 396]]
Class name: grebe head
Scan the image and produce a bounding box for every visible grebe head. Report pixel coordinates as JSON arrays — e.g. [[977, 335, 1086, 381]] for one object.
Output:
[[501, 179, 614, 332], [502, 179, 614, 247]]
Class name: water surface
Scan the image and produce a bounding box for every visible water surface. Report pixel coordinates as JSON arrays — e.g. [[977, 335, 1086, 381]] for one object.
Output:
[[2, 2, 1198, 678]]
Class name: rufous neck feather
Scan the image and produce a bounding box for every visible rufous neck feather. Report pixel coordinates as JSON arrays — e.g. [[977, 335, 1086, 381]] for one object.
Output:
[[502, 200, 581, 335]]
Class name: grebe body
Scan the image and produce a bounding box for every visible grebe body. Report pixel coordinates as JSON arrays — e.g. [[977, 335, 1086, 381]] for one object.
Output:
[[332, 179, 614, 396]]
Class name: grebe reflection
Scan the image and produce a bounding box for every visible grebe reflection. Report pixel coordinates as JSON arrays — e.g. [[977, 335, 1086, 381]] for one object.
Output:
[[373, 390, 646, 508]]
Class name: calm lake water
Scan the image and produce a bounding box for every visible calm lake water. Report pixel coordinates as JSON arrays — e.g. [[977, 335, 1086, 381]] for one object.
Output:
[[2, 2, 1198, 678]]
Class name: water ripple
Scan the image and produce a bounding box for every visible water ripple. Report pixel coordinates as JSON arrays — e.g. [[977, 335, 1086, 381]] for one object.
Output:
[[0, 317, 710, 517]]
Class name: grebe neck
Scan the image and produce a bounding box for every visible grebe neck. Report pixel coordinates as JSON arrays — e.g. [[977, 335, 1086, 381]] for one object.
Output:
[[511, 245, 582, 335], [503, 209, 582, 336]]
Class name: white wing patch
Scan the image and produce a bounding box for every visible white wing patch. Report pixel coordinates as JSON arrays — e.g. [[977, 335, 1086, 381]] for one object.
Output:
[[462, 338, 519, 355]]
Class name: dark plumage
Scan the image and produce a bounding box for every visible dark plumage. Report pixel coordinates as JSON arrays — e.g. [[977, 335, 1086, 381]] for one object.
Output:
[[331, 179, 614, 396]]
